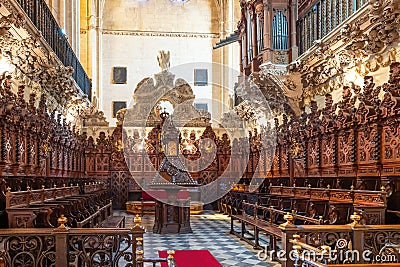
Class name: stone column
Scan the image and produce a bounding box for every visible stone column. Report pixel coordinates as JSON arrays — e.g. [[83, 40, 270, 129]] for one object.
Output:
[[64, 0, 73, 46], [251, 7, 258, 60], [56, 0, 66, 30], [290, 0, 298, 60], [94, 0, 103, 106], [72, 0, 80, 55], [263, 0, 272, 62], [239, 39, 243, 72]]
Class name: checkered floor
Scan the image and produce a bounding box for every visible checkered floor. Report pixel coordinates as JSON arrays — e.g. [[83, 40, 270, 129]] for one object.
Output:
[[116, 210, 280, 267]]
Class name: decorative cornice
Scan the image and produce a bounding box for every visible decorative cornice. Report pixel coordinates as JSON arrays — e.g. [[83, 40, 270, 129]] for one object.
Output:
[[101, 29, 220, 39]]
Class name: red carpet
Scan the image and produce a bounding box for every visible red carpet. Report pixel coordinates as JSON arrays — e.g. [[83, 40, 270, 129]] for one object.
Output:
[[158, 250, 222, 267]]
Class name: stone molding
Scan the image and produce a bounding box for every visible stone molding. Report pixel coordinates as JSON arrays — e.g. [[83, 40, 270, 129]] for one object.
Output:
[[101, 29, 220, 39]]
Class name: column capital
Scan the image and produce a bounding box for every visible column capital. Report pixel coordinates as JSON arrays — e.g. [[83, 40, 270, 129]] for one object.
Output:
[[263, 0, 272, 10]]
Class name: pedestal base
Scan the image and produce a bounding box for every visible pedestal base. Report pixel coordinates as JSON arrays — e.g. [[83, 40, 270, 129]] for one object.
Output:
[[153, 201, 192, 234]]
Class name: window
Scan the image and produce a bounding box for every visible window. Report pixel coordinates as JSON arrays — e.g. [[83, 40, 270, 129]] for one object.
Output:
[[272, 11, 289, 50], [195, 103, 208, 112], [194, 69, 208, 86], [112, 101, 127, 118]]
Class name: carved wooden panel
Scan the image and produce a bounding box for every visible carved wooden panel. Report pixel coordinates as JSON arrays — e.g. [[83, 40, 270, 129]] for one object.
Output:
[[321, 134, 337, 176], [280, 146, 289, 177], [357, 124, 380, 164], [272, 147, 280, 177], [294, 158, 306, 178], [307, 138, 320, 177], [381, 124, 400, 175], [111, 171, 129, 209]]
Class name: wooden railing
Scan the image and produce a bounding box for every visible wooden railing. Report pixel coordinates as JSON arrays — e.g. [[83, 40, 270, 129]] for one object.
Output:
[[0, 215, 176, 267], [0, 215, 144, 267], [6, 185, 80, 208], [280, 214, 400, 267], [5, 184, 113, 228], [13, 0, 91, 98]]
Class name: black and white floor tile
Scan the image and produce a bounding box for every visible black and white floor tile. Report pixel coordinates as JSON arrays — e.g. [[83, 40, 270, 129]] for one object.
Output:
[[116, 210, 280, 267]]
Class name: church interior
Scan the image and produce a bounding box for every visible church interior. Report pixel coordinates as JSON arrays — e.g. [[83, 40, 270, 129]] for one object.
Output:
[[0, 0, 400, 266]]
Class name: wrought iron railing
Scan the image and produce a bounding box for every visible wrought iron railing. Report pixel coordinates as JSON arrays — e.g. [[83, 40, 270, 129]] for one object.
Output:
[[14, 0, 92, 99], [297, 0, 366, 55], [0, 214, 145, 267], [284, 223, 400, 266]]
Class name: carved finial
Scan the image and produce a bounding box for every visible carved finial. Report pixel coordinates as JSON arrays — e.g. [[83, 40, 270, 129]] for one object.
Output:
[[350, 185, 354, 190], [293, 234, 301, 243], [349, 212, 361, 226], [42, 185, 45, 190], [327, 184, 330, 189], [284, 212, 294, 223], [381, 186, 386, 192], [136, 237, 144, 262], [292, 243, 302, 254], [308, 184, 312, 188], [293, 183, 296, 187], [279, 212, 295, 229], [136, 249, 144, 262], [292, 234, 302, 253], [57, 214, 68, 229], [54, 184, 57, 188], [134, 214, 142, 226], [63, 184, 66, 187], [6, 187, 11, 192], [26, 186, 30, 191], [167, 250, 175, 260], [321, 245, 330, 254]]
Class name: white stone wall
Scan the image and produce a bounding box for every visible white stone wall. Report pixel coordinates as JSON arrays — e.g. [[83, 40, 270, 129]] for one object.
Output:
[[101, 34, 217, 125], [99, 0, 240, 126]]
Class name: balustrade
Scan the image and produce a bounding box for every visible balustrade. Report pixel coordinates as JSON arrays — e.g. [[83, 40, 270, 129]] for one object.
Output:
[[229, 210, 400, 267], [13, 0, 91, 98]]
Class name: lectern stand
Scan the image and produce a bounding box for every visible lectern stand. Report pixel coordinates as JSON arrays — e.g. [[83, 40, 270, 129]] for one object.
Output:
[[148, 110, 198, 234], [152, 193, 192, 234]]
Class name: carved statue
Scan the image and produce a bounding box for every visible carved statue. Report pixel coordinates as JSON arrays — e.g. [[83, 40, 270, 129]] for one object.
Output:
[[157, 50, 170, 71]]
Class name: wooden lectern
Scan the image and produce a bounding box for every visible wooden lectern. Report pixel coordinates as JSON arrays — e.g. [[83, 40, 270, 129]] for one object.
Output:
[[151, 189, 192, 234], [148, 110, 198, 234]]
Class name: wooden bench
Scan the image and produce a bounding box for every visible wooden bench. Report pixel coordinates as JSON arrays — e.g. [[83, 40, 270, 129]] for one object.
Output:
[[230, 201, 323, 252], [231, 212, 282, 250], [5, 185, 124, 228], [76, 200, 125, 228], [6, 185, 80, 228], [99, 215, 125, 228]]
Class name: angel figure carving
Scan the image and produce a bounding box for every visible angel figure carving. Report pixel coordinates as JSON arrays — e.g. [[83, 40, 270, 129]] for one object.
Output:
[[157, 50, 170, 71]]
